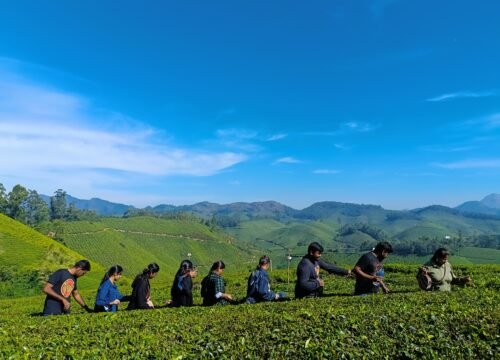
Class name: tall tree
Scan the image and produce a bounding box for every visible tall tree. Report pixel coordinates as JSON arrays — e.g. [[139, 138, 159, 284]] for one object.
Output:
[[50, 189, 67, 220], [6, 184, 29, 222], [25, 190, 50, 227], [0, 183, 7, 214]]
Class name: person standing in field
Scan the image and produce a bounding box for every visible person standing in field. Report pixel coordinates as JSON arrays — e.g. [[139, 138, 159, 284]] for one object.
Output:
[[418, 248, 472, 291], [353, 241, 393, 295], [42, 260, 92, 315], [246, 255, 286, 304], [201, 260, 233, 306], [295, 242, 351, 299], [127, 263, 160, 310], [94, 265, 131, 312], [169, 259, 197, 307]]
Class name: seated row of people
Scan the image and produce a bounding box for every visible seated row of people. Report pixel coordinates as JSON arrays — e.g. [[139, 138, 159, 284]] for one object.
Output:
[[41, 243, 471, 315]]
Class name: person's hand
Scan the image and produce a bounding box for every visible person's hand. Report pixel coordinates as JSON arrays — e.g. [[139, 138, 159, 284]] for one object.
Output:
[[111, 299, 121, 305], [190, 269, 198, 278], [464, 276, 473, 286], [373, 276, 383, 282], [62, 299, 70, 311], [164, 299, 173, 306], [147, 299, 154, 308], [318, 279, 325, 287], [223, 294, 233, 301]]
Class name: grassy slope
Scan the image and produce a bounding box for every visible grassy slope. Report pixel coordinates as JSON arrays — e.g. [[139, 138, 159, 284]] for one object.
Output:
[[0, 214, 104, 297], [59, 217, 257, 285]]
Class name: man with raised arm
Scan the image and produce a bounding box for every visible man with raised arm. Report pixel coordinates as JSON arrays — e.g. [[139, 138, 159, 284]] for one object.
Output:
[[295, 242, 351, 299], [42, 260, 92, 315]]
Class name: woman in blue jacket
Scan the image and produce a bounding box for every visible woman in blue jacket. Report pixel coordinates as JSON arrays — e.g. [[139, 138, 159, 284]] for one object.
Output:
[[94, 265, 130, 312]]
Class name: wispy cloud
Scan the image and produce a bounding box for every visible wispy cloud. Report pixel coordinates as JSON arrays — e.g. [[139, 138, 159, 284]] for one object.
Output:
[[304, 121, 379, 137], [313, 169, 341, 174], [426, 90, 497, 102], [0, 68, 247, 195], [274, 157, 302, 164], [267, 133, 287, 141], [433, 159, 500, 169]]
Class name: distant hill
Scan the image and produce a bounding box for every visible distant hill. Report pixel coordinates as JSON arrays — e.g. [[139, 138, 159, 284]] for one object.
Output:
[[41, 194, 134, 216], [56, 216, 258, 285], [456, 193, 500, 216], [0, 214, 104, 298]]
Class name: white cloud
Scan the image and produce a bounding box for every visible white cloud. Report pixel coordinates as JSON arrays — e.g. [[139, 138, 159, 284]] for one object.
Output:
[[274, 157, 302, 164], [433, 159, 500, 169], [313, 169, 341, 174], [267, 133, 287, 141], [0, 70, 247, 192], [426, 90, 496, 102]]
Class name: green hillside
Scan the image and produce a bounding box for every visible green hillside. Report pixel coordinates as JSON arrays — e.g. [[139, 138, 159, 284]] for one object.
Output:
[[0, 214, 104, 298], [58, 217, 257, 285]]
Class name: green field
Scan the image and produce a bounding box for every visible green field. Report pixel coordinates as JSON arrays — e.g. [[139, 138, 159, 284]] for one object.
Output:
[[0, 265, 498, 359]]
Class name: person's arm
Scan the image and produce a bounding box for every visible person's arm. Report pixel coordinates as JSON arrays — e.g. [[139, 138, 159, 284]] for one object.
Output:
[[72, 290, 91, 312], [450, 267, 472, 286], [297, 261, 320, 292], [353, 266, 380, 281], [43, 283, 70, 311], [318, 259, 350, 276]]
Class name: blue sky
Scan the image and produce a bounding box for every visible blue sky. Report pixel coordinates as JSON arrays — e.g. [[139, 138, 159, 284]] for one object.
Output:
[[0, 0, 499, 209]]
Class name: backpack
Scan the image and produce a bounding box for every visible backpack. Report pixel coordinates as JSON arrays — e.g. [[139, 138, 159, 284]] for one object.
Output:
[[246, 270, 261, 299], [201, 275, 211, 298], [417, 267, 432, 291]]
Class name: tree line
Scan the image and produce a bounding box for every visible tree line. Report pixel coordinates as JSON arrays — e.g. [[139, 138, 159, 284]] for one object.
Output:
[[0, 183, 98, 228]]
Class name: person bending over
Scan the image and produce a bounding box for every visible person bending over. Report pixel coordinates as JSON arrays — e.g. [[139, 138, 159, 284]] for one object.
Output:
[[94, 265, 131, 312], [43, 260, 92, 315], [170, 259, 197, 307], [353, 241, 393, 295], [246, 255, 286, 304], [201, 260, 233, 306]]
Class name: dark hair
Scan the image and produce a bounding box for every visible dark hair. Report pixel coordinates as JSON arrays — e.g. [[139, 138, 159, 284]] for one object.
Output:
[[101, 264, 123, 285], [176, 259, 194, 276], [74, 260, 91, 271], [432, 248, 449, 262], [144, 263, 160, 275], [209, 260, 225, 273], [374, 241, 393, 254], [308, 242, 324, 254], [259, 255, 270, 266]]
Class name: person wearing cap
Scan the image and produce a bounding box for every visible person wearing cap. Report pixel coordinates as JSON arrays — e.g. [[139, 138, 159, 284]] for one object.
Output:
[[295, 242, 351, 299], [353, 241, 393, 295], [420, 248, 472, 291], [246, 255, 286, 304], [42, 260, 92, 315]]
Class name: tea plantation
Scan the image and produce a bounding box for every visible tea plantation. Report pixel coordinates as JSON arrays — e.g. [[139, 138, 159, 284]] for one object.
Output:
[[1, 265, 498, 359]]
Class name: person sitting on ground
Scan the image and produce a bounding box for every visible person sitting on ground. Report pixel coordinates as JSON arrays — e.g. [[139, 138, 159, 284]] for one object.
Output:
[[201, 260, 233, 306], [295, 242, 351, 299], [246, 255, 286, 304], [169, 259, 197, 307], [42, 260, 92, 315], [127, 263, 160, 310], [94, 265, 131, 312], [419, 248, 472, 292], [353, 241, 393, 295]]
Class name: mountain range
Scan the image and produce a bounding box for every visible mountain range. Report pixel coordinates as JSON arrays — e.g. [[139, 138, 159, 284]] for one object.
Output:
[[42, 193, 500, 219]]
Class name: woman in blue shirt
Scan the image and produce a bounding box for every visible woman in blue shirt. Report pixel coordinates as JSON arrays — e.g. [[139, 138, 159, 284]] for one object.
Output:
[[94, 265, 130, 312]]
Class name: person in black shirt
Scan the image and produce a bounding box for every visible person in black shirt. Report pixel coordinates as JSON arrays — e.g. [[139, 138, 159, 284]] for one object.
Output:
[[353, 241, 393, 295], [169, 259, 197, 307], [127, 263, 160, 310], [42, 260, 92, 315], [295, 242, 351, 299]]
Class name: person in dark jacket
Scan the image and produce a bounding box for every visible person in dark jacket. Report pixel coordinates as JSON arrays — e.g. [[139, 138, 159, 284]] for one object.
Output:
[[353, 241, 393, 295], [170, 259, 197, 307], [94, 265, 131, 312], [127, 263, 160, 310], [295, 242, 351, 299], [246, 255, 286, 304]]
